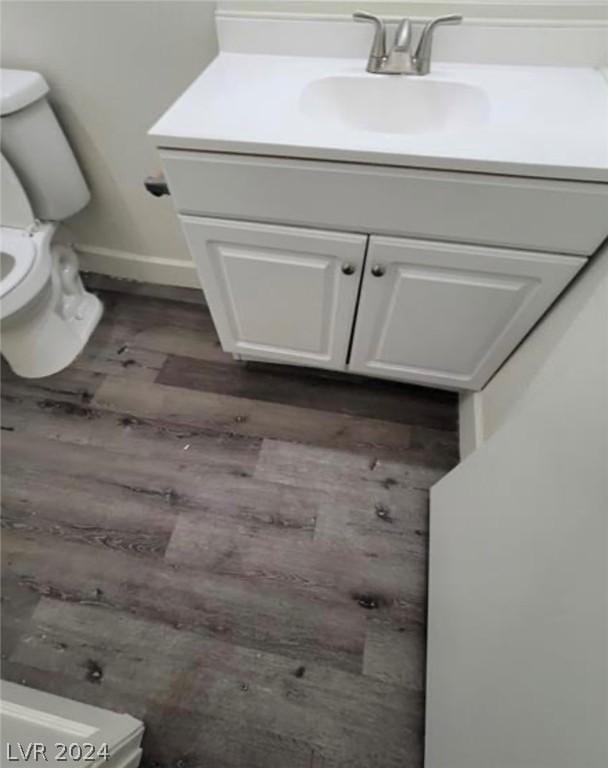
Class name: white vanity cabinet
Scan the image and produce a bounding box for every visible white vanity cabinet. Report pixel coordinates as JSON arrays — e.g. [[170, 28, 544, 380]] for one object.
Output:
[[348, 237, 582, 389], [177, 212, 584, 389], [150, 46, 608, 393], [158, 148, 601, 391], [180, 217, 367, 370]]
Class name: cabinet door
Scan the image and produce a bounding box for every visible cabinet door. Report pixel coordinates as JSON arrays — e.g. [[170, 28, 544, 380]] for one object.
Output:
[[349, 236, 583, 390], [180, 217, 367, 370]]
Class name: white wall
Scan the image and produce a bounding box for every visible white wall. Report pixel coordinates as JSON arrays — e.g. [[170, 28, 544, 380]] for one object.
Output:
[[218, 0, 608, 22], [1, 0, 218, 286], [427, 244, 608, 767]]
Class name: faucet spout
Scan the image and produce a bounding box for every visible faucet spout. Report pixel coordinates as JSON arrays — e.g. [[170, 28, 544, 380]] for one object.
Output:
[[392, 18, 412, 52], [354, 11, 462, 75]]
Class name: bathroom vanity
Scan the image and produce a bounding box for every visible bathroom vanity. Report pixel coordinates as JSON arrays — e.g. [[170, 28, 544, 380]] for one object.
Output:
[[150, 18, 608, 391]]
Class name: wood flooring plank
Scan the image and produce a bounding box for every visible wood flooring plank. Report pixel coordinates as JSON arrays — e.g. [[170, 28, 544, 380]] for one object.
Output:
[[141, 704, 328, 768], [1, 426, 319, 549], [158, 477, 320, 546], [50, 291, 221, 381], [10, 599, 423, 768], [1, 499, 171, 563], [135, 324, 232, 365], [89, 291, 219, 347], [1, 388, 262, 472], [165, 511, 426, 608], [2, 425, 256, 502], [2, 472, 318, 568], [2, 481, 173, 564], [2, 531, 367, 673], [74, 334, 167, 381], [65, 292, 223, 381], [3, 430, 184, 515], [410, 423, 459, 466], [1, 428, 289, 564], [363, 618, 426, 691], [1, 571, 41, 660], [158, 353, 458, 430], [94, 376, 418, 459], [72, 290, 224, 376], [1, 366, 105, 407], [313, 498, 428, 563], [90, 289, 456, 433], [255, 438, 448, 496], [4, 426, 321, 539]]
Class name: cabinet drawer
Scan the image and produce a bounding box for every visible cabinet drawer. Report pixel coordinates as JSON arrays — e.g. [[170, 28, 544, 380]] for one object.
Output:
[[349, 236, 584, 390], [179, 216, 367, 370], [161, 150, 608, 256]]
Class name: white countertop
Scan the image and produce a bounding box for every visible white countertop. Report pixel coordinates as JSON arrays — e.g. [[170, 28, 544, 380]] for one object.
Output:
[[150, 53, 608, 182]]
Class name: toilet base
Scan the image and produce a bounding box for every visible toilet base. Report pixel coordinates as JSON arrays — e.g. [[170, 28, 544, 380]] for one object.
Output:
[[1, 243, 103, 379]]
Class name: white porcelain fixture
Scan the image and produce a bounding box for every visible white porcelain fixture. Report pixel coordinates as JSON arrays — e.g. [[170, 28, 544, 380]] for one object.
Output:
[[300, 75, 490, 135], [0, 69, 102, 378], [150, 19, 608, 391]]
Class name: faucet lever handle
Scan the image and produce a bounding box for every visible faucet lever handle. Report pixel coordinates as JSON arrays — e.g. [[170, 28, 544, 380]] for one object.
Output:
[[415, 14, 463, 74], [353, 10, 383, 24], [353, 11, 386, 59], [431, 13, 463, 24], [418, 13, 463, 42], [393, 18, 412, 51]]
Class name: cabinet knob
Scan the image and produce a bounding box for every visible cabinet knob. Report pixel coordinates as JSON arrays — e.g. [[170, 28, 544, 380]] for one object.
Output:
[[371, 265, 386, 277], [341, 263, 356, 275]]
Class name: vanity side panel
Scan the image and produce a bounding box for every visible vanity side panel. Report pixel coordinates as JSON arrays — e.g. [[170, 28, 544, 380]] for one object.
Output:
[[160, 151, 608, 256]]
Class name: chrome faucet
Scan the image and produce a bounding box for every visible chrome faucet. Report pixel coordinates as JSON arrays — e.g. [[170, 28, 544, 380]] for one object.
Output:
[[353, 11, 462, 75]]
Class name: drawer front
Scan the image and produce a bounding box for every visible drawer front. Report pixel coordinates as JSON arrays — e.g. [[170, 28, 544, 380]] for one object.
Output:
[[179, 216, 367, 370], [161, 150, 608, 256], [349, 236, 584, 390]]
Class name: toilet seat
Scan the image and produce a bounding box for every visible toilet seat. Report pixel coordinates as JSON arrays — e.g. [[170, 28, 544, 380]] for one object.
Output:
[[1, 229, 35, 296], [0, 224, 53, 320]]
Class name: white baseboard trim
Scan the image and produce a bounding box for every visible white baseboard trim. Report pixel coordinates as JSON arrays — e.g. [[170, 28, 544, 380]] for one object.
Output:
[[75, 244, 200, 289], [458, 391, 485, 459]]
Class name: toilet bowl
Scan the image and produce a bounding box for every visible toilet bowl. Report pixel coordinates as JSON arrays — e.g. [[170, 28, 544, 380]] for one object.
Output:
[[1, 223, 102, 378], [0, 68, 102, 378]]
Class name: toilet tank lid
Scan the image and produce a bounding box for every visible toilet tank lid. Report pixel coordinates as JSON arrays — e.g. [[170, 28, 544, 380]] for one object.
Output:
[[1, 69, 49, 116]]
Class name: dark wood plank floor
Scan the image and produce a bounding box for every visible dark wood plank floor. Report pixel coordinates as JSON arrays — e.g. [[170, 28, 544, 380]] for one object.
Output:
[[1, 286, 459, 768]]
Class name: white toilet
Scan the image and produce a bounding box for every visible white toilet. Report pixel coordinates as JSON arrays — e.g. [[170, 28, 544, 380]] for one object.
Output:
[[0, 68, 102, 378]]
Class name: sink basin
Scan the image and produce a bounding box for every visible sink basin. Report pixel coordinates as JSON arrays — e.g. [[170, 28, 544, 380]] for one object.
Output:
[[300, 75, 490, 135]]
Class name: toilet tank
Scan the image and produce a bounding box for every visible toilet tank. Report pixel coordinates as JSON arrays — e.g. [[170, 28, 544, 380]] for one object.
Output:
[[0, 69, 90, 222]]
